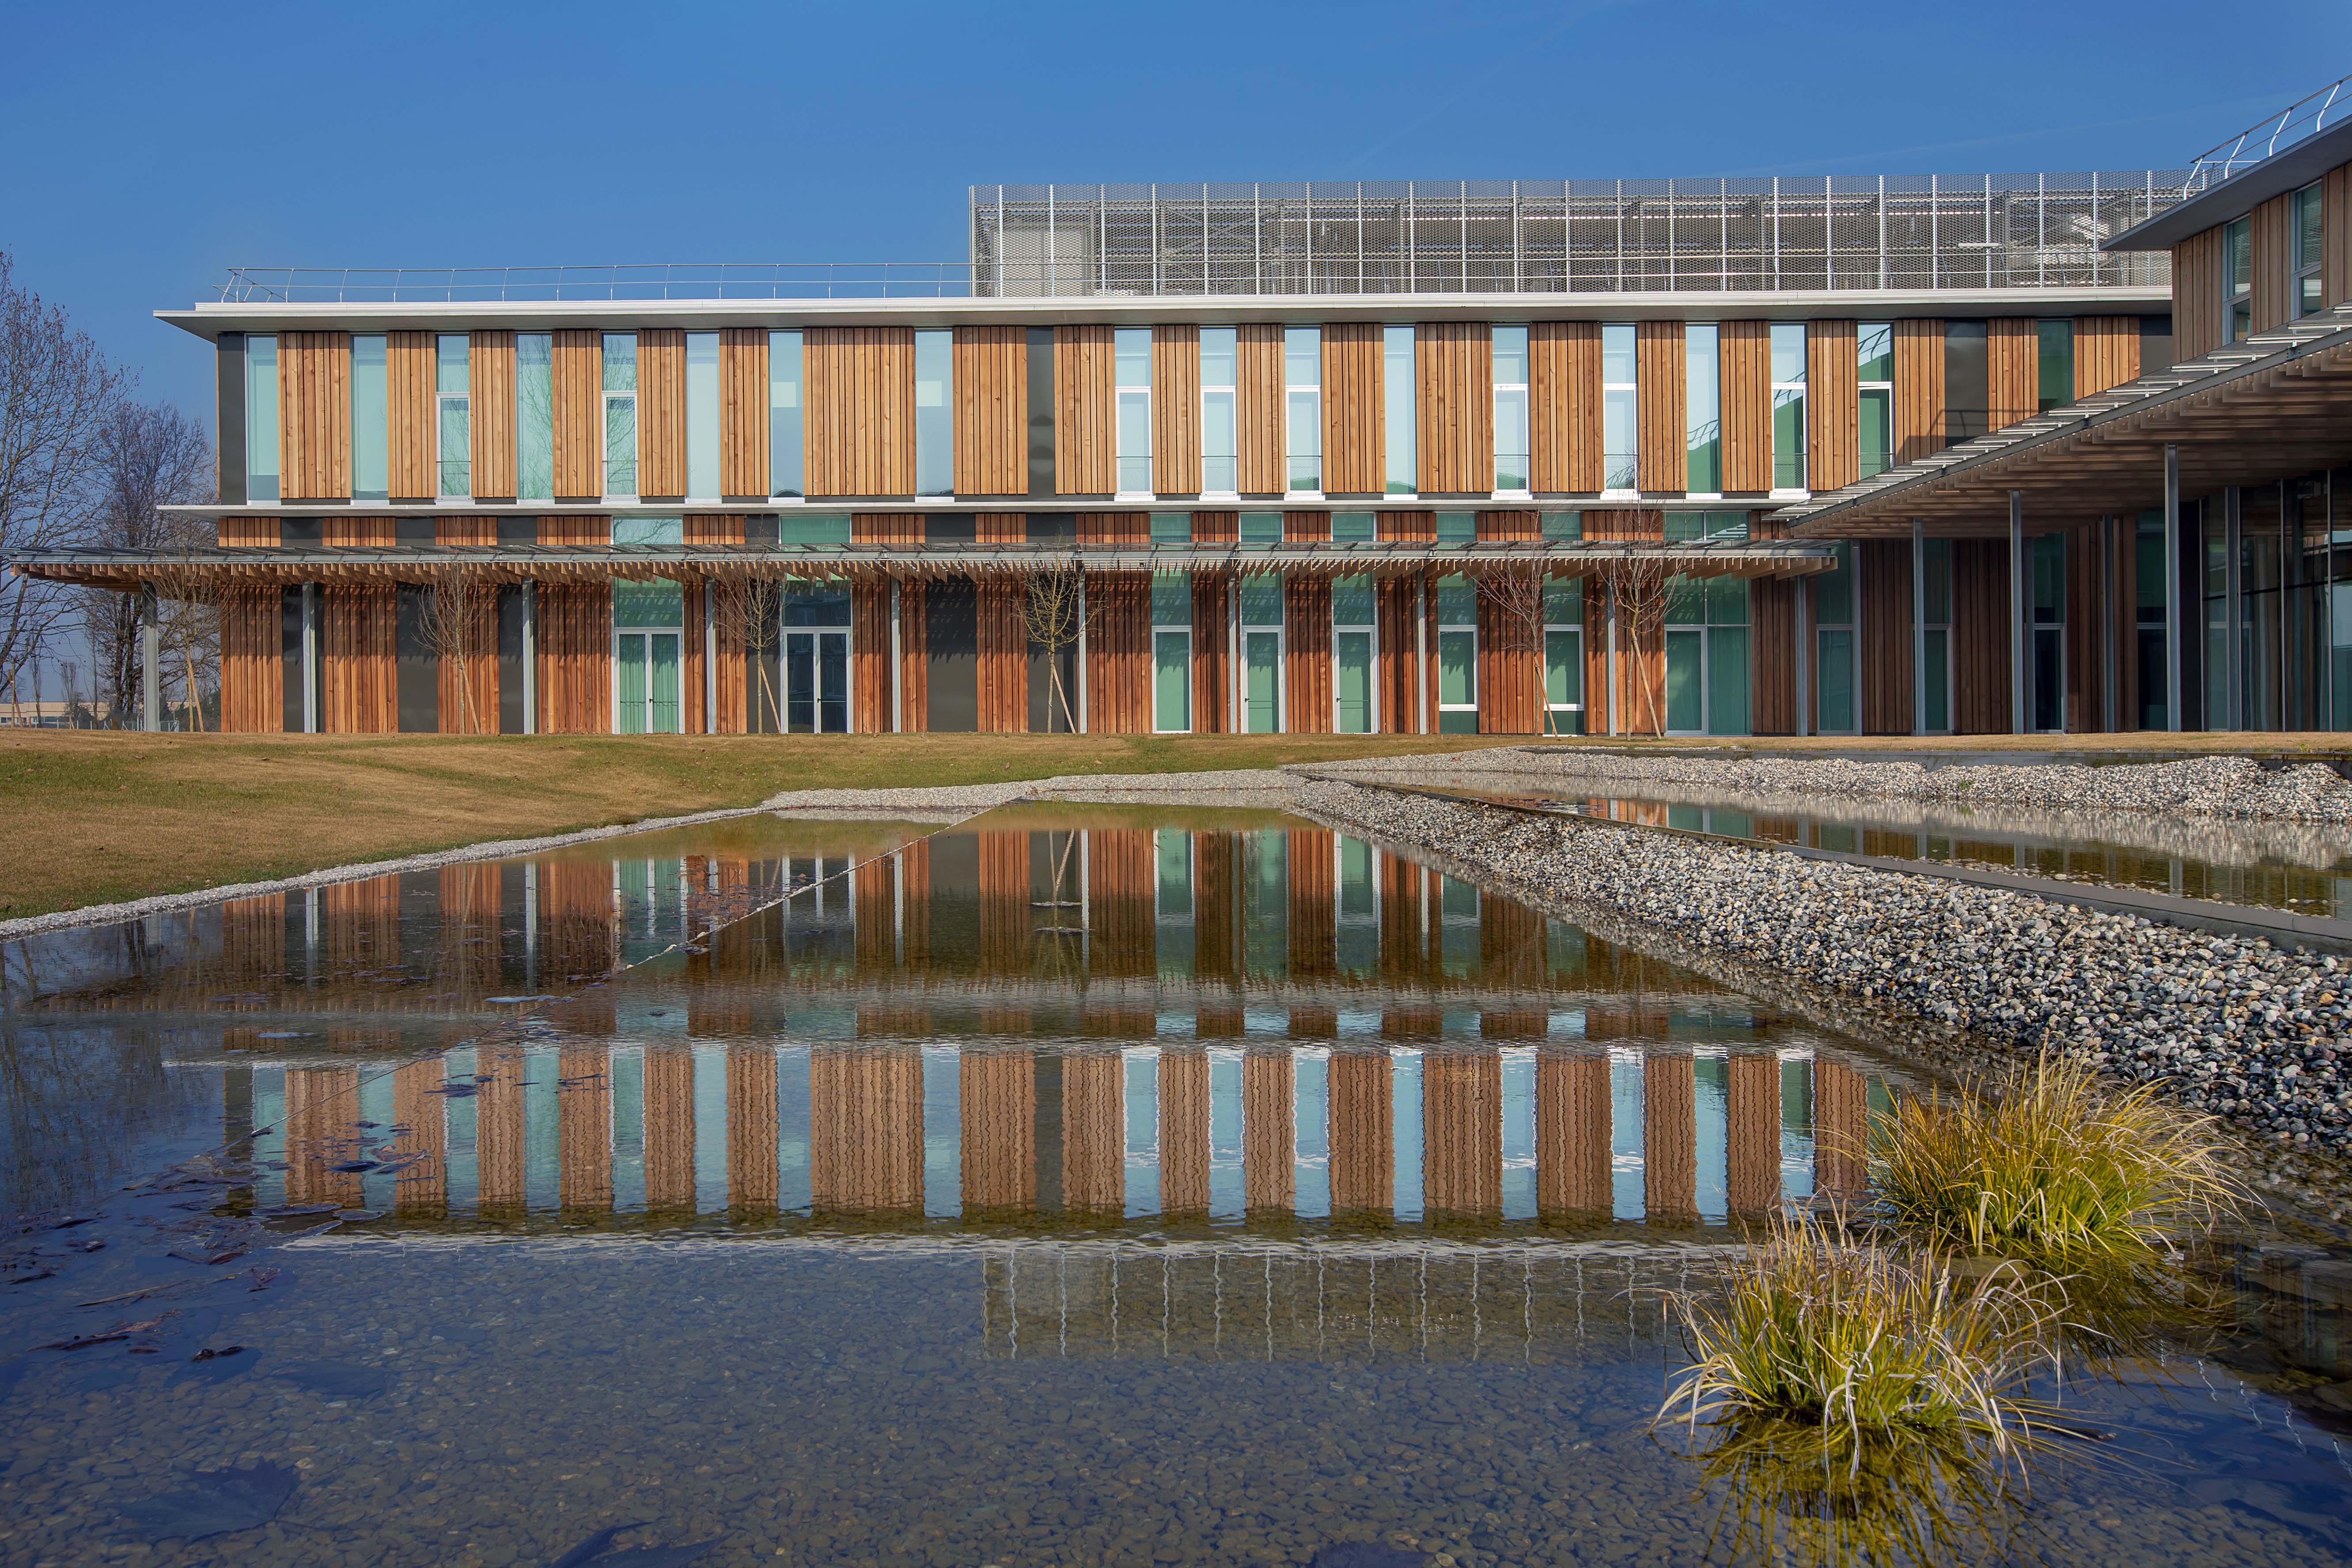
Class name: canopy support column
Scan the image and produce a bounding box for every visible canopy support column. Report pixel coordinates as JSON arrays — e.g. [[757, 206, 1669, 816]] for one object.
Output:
[[300, 582, 319, 734]]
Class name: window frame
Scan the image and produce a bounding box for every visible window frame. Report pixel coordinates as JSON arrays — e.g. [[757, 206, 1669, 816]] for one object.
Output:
[[602, 332, 638, 504], [1239, 574, 1285, 733], [1542, 578, 1584, 735], [516, 331, 554, 503], [1200, 326, 1238, 498], [2224, 216, 2254, 344], [350, 333, 386, 502], [1383, 325, 1416, 496], [684, 330, 720, 502], [914, 328, 954, 499], [1769, 322, 1807, 497], [1435, 576, 1478, 733], [1601, 322, 1638, 497], [769, 329, 804, 500], [2293, 182, 2325, 320], [1284, 326, 1321, 497], [1856, 322, 1893, 481], [246, 334, 279, 503], [1331, 574, 1378, 734], [1492, 324, 1530, 497], [435, 333, 470, 501], [1114, 327, 1152, 499], [1684, 322, 1721, 498]]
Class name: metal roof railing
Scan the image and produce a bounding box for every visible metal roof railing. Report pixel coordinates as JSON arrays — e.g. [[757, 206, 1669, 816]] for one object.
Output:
[[2186, 74, 2352, 187], [214, 264, 988, 304]]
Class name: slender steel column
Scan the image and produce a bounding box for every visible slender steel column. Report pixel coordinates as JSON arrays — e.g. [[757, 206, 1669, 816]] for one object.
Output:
[[140, 588, 160, 731], [521, 581, 538, 735], [1911, 518, 1926, 735], [2009, 490, 2026, 735], [300, 582, 319, 734], [2163, 444, 2182, 731]]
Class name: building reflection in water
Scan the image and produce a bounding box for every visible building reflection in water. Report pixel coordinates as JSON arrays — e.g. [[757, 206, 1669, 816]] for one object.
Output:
[[206, 817, 1893, 1236]]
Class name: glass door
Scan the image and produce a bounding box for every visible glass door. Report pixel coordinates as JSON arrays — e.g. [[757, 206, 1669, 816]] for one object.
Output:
[[1243, 629, 1282, 733], [1153, 629, 1192, 733], [616, 633, 648, 735], [614, 630, 682, 734], [784, 629, 849, 733], [1334, 629, 1372, 733]]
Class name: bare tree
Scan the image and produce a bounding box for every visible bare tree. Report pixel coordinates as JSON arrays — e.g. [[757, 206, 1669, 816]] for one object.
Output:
[[1477, 561, 1552, 736], [709, 568, 784, 731], [415, 564, 496, 735], [1023, 557, 1084, 734], [75, 401, 213, 725], [1, 252, 130, 708], [146, 549, 223, 730], [1599, 552, 1674, 736]]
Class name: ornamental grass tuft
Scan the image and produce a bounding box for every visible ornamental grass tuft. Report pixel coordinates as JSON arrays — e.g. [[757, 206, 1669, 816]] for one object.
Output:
[[1868, 1052, 2244, 1271]]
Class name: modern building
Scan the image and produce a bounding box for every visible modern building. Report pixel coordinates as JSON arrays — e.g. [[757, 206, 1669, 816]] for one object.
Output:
[[16, 79, 2352, 737]]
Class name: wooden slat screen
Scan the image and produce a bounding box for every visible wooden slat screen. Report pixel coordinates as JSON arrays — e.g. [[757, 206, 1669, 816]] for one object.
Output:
[[1718, 322, 1771, 492], [850, 512, 923, 546], [720, 328, 769, 499], [637, 329, 687, 499], [1530, 321, 1599, 494], [897, 579, 928, 732], [1284, 509, 1332, 543], [851, 580, 890, 733], [279, 331, 350, 500], [1076, 511, 1149, 545], [219, 587, 283, 734], [2064, 525, 2104, 733], [1284, 576, 1333, 734], [2251, 192, 2293, 336], [1083, 571, 1150, 733], [537, 581, 612, 735], [553, 330, 602, 500], [1951, 539, 2010, 735], [1054, 325, 1116, 494], [1192, 509, 1238, 543], [218, 517, 279, 547], [1892, 320, 1945, 465], [1416, 323, 1492, 494], [436, 516, 495, 546], [1322, 323, 1382, 495], [436, 586, 499, 735], [323, 585, 398, 734], [1857, 539, 1913, 735], [1151, 325, 1200, 495], [326, 516, 395, 547], [807, 328, 914, 497], [1477, 583, 1541, 735], [1985, 319, 2036, 432], [679, 579, 705, 737], [2172, 227, 2225, 363], [1750, 576, 1796, 735], [1235, 324, 1284, 495], [2072, 317, 2141, 398], [1376, 577, 1420, 734], [977, 578, 1027, 733], [1805, 320, 1860, 493], [1192, 572, 1231, 733], [954, 326, 1026, 496], [973, 511, 1025, 545], [538, 515, 610, 546], [1635, 321, 1685, 494], [387, 332, 435, 501], [470, 330, 517, 499]]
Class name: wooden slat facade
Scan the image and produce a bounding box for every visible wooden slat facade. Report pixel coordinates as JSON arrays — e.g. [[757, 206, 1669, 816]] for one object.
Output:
[[1322, 322, 1382, 495], [851, 580, 891, 734], [1284, 576, 1333, 734], [1750, 575, 1797, 735], [322, 585, 397, 734], [1192, 572, 1231, 734], [1951, 539, 2011, 735], [976, 577, 1027, 733], [1719, 321, 1771, 493], [387, 331, 436, 501], [1416, 322, 1492, 494], [469, 330, 517, 500], [279, 331, 350, 500], [1054, 325, 1115, 495], [553, 330, 602, 500], [1376, 576, 1421, 734], [1985, 318, 2037, 432], [1805, 320, 1860, 493], [1857, 539, 1913, 735], [1151, 325, 1200, 496], [806, 327, 913, 497], [538, 581, 611, 735], [1635, 321, 1684, 494], [954, 326, 1026, 496], [1531, 321, 1601, 494], [326, 516, 394, 547], [1892, 319, 1945, 466], [637, 328, 687, 499], [2329, 163, 2352, 311], [1084, 571, 1150, 733], [1235, 324, 1284, 495], [1477, 584, 1542, 735], [2173, 226, 2226, 363], [436, 584, 499, 735], [720, 328, 769, 499], [2250, 192, 2293, 337], [218, 517, 279, 547], [2073, 316, 2141, 398], [898, 579, 928, 733], [220, 587, 283, 734]]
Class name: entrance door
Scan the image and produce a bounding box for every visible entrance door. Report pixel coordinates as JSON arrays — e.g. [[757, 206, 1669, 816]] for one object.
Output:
[[785, 630, 849, 733], [614, 630, 681, 734], [1243, 629, 1282, 733], [1333, 629, 1372, 733]]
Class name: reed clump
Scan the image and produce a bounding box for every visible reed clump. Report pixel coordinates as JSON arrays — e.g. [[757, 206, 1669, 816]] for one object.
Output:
[[1658, 1216, 2064, 1459], [1870, 1053, 2244, 1271]]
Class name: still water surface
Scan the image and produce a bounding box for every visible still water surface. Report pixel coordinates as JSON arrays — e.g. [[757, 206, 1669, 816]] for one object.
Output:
[[1, 805, 2349, 1566]]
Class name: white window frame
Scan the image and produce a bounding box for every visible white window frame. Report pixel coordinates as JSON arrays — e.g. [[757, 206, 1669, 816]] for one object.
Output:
[[1544, 590, 1583, 734], [2292, 182, 2325, 321], [1151, 627, 1193, 733], [1600, 322, 1638, 499], [245, 334, 279, 504], [603, 333, 638, 504], [1115, 327, 1153, 500], [684, 330, 720, 503], [1857, 322, 1893, 481], [1437, 594, 1478, 728], [435, 334, 470, 502], [1240, 587, 1285, 733], [2224, 217, 2253, 345], [1492, 324, 1530, 499], [1769, 322, 1808, 500], [1284, 326, 1321, 499], [1201, 327, 1238, 499], [1383, 325, 1417, 499], [1331, 582, 1378, 734]]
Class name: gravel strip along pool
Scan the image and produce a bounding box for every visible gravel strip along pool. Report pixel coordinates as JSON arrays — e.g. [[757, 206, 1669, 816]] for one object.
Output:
[[1294, 777, 2352, 1162], [1302, 749, 2352, 822]]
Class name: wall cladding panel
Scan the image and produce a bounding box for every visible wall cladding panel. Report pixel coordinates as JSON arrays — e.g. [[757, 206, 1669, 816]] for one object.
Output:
[[1892, 319, 1945, 466], [387, 331, 436, 501], [2172, 227, 2225, 363], [806, 327, 914, 497], [2073, 316, 2141, 397], [1054, 325, 1115, 495], [1235, 324, 1284, 495], [469, 330, 517, 499], [954, 326, 1027, 496], [1985, 318, 2036, 432], [720, 328, 770, 499], [537, 582, 612, 735], [1284, 577, 1333, 734], [1635, 320, 1685, 494], [552, 330, 602, 500], [1416, 323, 1492, 494], [1857, 539, 1913, 735], [636, 328, 688, 499], [1084, 571, 1150, 733], [1322, 322, 1382, 496], [1719, 322, 1770, 492], [219, 587, 284, 734], [1806, 320, 1859, 493], [1152, 325, 1201, 496], [279, 331, 350, 500], [1530, 321, 1600, 494]]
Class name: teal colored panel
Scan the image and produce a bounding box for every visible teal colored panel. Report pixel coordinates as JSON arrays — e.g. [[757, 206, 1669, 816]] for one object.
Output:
[[1334, 629, 1371, 733], [1154, 630, 1191, 732], [1818, 627, 1856, 731], [1545, 629, 1581, 707], [778, 514, 849, 548], [1438, 708, 1480, 733], [1152, 571, 1191, 626], [1772, 389, 1805, 489], [1435, 576, 1475, 623], [1858, 387, 1892, 479], [1330, 511, 1375, 543], [616, 634, 648, 734], [1666, 629, 1703, 731], [1244, 631, 1280, 732], [614, 515, 683, 547], [1240, 573, 1282, 624], [1151, 511, 1191, 545], [517, 333, 554, 501], [1331, 575, 1374, 625], [1438, 628, 1475, 707], [1707, 626, 1750, 736], [1436, 511, 1476, 545], [1706, 576, 1749, 626], [614, 578, 684, 628], [1666, 576, 1704, 624], [1924, 628, 1950, 732], [649, 633, 681, 734], [1240, 512, 1281, 547], [1542, 580, 1582, 623]]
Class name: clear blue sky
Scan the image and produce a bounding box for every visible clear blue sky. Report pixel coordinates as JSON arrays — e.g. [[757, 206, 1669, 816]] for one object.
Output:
[[6, 0, 2348, 434]]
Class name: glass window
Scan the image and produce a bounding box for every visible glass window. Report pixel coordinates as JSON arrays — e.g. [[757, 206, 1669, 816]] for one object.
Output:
[[1114, 327, 1151, 495], [686, 332, 719, 499], [769, 330, 803, 498], [1384, 326, 1416, 495], [915, 329, 953, 497], [1332, 574, 1375, 625], [1151, 511, 1191, 547], [1602, 323, 1637, 492], [1240, 510, 1280, 548], [1152, 570, 1191, 626], [1285, 326, 1320, 493], [1201, 328, 1237, 495], [2036, 321, 2072, 413], [2225, 217, 2253, 343], [777, 514, 850, 548], [350, 334, 385, 502], [1437, 578, 1478, 733], [1331, 510, 1375, 543], [2294, 182, 2325, 319], [1685, 323, 1719, 495], [1856, 323, 1892, 480], [1239, 572, 1283, 624], [436, 333, 470, 499], [1154, 629, 1192, 732], [1541, 510, 1581, 542], [602, 333, 636, 499], [1493, 325, 1529, 493], [516, 333, 553, 502], [614, 515, 683, 548], [1770, 323, 1806, 492], [246, 335, 278, 502], [1437, 510, 1476, 545]]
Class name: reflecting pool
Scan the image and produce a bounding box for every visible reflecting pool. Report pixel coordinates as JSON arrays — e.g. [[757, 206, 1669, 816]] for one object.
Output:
[[2, 805, 2349, 1566]]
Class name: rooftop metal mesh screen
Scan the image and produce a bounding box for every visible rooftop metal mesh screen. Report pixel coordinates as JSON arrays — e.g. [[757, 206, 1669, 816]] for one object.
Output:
[[969, 176, 2192, 297]]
